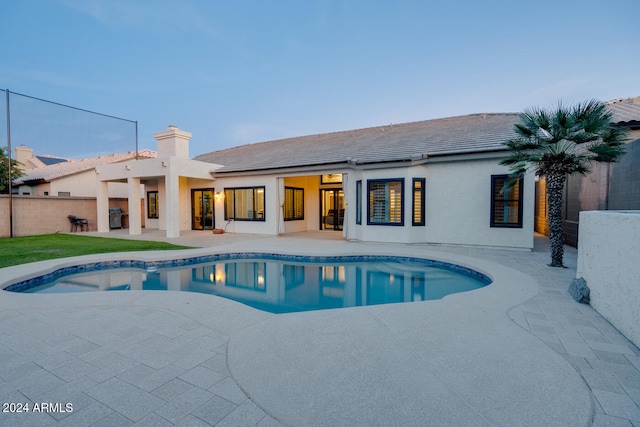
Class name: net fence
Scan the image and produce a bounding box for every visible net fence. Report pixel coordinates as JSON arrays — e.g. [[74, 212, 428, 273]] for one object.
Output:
[[1, 89, 137, 162]]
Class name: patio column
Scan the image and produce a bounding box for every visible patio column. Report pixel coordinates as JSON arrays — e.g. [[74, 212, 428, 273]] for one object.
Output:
[[278, 177, 285, 234], [128, 177, 142, 235], [165, 169, 180, 238], [96, 180, 110, 233], [342, 173, 349, 239]]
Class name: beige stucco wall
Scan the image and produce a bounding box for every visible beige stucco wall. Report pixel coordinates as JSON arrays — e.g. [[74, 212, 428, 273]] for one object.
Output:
[[0, 195, 97, 237], [18, 171, 136, 198], [576, 211, 640, 348], [283, 175, 321, 233]]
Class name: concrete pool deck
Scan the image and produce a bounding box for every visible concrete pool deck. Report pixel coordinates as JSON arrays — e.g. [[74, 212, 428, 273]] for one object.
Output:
[[0, 231, 638, 426]]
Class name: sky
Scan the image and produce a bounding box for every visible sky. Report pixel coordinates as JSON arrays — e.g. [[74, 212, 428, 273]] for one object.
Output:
[[1, 0, 639, 159]]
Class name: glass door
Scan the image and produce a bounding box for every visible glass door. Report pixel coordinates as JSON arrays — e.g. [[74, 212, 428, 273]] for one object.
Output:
[[321, 189, 345, 230], [192, 189, 214, 230]]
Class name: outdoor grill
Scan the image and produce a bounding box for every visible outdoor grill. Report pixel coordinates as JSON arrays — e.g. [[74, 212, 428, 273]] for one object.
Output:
[[109, 207, 123, 229]]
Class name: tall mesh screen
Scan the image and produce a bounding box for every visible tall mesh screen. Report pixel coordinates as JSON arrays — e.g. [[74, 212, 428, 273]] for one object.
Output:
[[3, 90, 136, 161]]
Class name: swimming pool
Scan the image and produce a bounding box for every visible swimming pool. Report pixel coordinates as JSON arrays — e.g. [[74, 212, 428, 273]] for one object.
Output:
[[5, 253, 491, 313]]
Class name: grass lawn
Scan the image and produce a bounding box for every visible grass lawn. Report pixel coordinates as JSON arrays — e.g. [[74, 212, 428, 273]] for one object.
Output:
[[0, 234, 193, 269]]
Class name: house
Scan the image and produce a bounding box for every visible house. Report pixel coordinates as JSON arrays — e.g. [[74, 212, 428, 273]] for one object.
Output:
[[98, 114, 534, 250], [14, 146, 156, 198], [196, 113, 533, 249]]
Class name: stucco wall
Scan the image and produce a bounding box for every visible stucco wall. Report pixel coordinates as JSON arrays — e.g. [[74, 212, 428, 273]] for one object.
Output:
[[212, 176, 280, 235], [562, 135, 640, 247], [348, 158, 533, 249], [0, 195, 97, 237], [576, 211, 640, 348], [211, 157, 534, 249]]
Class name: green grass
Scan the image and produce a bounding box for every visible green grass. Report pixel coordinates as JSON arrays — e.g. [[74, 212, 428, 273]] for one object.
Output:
[[0, 234, 193, 269]]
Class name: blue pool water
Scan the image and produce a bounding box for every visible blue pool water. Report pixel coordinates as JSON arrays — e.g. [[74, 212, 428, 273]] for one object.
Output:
[[6, 254, 491, 314]]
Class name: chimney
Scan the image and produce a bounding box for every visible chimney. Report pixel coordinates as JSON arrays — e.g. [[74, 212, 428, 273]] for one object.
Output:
[[153, 125, 192, 159], [14, 145, 34, 170]]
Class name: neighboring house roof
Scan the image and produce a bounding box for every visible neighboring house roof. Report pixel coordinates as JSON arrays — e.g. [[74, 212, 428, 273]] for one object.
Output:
[[15, 149, 157, 185], [195, 113, 522, 173], [606, 96, 640, 127]]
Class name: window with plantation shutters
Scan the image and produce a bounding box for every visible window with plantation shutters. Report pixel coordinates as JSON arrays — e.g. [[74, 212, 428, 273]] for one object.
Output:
[[412, 178, 425, 226], [284, 187, 304, 221], [367, 179, 404, 225], [491, 175, 523, 228]]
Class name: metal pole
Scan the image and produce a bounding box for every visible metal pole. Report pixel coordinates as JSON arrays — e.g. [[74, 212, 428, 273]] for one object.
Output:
[[135, 121, 139, 160], [6, 89, 13, 238]]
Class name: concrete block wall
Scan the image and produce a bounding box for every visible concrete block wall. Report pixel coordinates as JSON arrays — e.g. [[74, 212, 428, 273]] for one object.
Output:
[[609, 138, 640, 210], [577, 210, 640, 348], [0, 196, 97, 237], [559, 137, 640, 247]]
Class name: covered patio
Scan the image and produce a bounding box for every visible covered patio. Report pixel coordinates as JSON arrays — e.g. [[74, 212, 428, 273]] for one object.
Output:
[[95, 125, 221, 238]]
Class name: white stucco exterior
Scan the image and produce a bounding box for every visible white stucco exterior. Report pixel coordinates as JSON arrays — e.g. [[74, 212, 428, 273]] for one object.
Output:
[[87, 125, 533, 249], [576, 211, 640, 348], [211, 153, 534, 250]]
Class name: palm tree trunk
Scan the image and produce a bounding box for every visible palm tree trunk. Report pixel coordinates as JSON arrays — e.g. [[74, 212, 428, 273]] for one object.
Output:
[[546, 171, 566, 267]]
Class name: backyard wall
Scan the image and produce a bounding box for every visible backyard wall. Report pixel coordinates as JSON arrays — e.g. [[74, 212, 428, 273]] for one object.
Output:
[[0, 196, 139, 237], [576, 210, 640, 348], [562, 136, 640, 247], [0, 195, 97, 237]]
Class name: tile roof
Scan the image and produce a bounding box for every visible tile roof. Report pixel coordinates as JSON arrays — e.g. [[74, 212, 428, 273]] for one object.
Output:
[[606, 96, 640, 125], [16, 149, 157, 184], [195, 113, 522, 173], [196, 97, 640, 174]]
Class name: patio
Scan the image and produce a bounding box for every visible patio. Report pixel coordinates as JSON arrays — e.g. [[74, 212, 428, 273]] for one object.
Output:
[[0, 230, 638, 426]]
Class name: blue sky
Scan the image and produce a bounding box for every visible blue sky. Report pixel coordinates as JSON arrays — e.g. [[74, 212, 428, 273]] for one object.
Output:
[[1, 0, 639, 159]]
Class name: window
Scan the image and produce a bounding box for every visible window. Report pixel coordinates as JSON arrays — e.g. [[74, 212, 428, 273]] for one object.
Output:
[[284, 187, 304, 221], [224, 187, 265, 221], [491, 175, 523, 228], [147, 191, 159, 219], [367, 179, 404, 225], [321, 174, 342, 184], [356, 180, 362, 225], [225, 262, 266, 291], [412, 178, 425, 226], [57, 191, 71, 197]]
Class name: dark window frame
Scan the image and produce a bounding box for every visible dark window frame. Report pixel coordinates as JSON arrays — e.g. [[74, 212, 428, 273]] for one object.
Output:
[[224, 186, 266, 221], [412, 178, 425, 226], [367, 178, 404, 226], [490, 174, 523, 228], [356, 180, 362, 225], [284, 186, 304, 221], [147, 191, 159, 219]]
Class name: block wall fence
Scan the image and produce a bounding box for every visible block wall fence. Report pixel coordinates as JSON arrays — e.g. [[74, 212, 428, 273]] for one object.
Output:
[[0, 196, 132, 237]]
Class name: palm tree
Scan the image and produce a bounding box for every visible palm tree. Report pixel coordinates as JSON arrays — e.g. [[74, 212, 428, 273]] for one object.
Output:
[[500, 100, 628, 267]]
